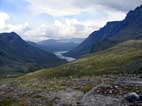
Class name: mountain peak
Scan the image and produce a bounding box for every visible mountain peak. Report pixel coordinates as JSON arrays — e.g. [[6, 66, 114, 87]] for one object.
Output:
[[125, 5, 142, 22], [0, 32, 23, 42], [10, 32, 18, 35], [135, 4, 142, 10]]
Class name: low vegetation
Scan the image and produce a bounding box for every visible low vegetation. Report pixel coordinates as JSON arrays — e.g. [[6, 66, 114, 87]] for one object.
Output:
[[20, 40, 142, 80], [0, 40, 142, 106]]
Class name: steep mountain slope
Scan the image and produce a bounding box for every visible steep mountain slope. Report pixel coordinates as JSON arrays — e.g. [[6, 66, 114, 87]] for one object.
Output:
[[0, 32, 66, 77], [65, 5, 142, 58], [21, 40, 142, 80], [37, 38, 84, 52]]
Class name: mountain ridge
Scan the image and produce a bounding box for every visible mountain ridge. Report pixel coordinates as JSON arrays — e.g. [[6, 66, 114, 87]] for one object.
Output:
[[37, 38, 84, 52], [0, 32, 66, 77], [65, 5, 142, 58]]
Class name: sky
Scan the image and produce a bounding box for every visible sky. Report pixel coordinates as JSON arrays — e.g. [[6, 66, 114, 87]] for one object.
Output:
[[0, 0, 142, 42]]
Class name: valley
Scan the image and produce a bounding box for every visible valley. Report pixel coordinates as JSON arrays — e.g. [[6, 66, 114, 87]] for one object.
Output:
[[0, 3, 142, 106], [0, 39, 142, 106]]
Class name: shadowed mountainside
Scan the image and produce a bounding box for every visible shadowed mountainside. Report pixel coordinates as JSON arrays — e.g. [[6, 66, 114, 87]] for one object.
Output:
[[65, 5, 142, 58], [0, 32, 66, 77]]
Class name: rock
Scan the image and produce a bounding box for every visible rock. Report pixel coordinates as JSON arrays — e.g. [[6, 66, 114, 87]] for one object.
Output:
[[121, 92, 142, 106], [124, 92, 139, 103], [81, 94, 121, 106], [55, 89, 84, 106], [31, 89, 84, 106], [139, 95, 142, 101], [80, 87, 121, 106]]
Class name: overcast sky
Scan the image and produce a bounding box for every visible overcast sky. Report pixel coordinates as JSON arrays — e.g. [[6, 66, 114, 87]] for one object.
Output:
[[0, 0, 142, 42]]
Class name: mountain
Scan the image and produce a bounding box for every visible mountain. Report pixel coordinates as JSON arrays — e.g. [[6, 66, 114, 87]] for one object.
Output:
[[21, 40, 142, 80], [65, 5, 142, 58], [37, 38, 84, 52], [0, 32, 66, 77], [58, 38, 85, 43]]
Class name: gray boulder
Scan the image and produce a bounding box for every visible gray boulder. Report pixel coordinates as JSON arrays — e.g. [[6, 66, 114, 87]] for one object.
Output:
[[80, 87, 121, 106]]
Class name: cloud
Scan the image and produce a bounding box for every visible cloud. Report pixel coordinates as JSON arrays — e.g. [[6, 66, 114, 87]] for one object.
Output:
[[0, 12, 30, 39], [0, 11, 96, 41], [73, 0, 142, 12], [25, 0, 85, 16], [95, 0, 142, 12], [26, 0, 142, 16], [0, 12, 10, 29], [0, 10, 127, 42], [0, 0, 141, 42], [22, 19, 101, 42]]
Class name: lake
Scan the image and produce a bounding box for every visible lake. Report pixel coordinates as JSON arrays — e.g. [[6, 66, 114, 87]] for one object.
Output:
[[54, 51, 76, 62]]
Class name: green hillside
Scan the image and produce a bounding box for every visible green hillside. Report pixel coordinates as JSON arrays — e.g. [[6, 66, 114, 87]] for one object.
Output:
[[21, 40, 142, 80], [0, 32, 66, 77]]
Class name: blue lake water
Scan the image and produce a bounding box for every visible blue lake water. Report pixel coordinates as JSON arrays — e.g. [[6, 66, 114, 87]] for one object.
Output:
[[54, 51, 76, 62]]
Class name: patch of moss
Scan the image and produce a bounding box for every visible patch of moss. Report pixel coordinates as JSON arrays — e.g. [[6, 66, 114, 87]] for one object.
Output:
[[0, 100, 20, 106]]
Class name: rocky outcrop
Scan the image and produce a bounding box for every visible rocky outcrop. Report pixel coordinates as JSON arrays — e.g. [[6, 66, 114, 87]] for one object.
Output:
[[79, 86, 121, 106], [0, 76, 142, 106]]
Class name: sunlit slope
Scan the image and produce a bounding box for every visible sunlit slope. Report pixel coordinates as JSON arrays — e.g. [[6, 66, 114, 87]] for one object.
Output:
[[21, 40, 142, 80]]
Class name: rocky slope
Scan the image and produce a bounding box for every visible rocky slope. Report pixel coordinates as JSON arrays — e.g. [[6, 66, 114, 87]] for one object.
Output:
[[0, 75, 142, 106]]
